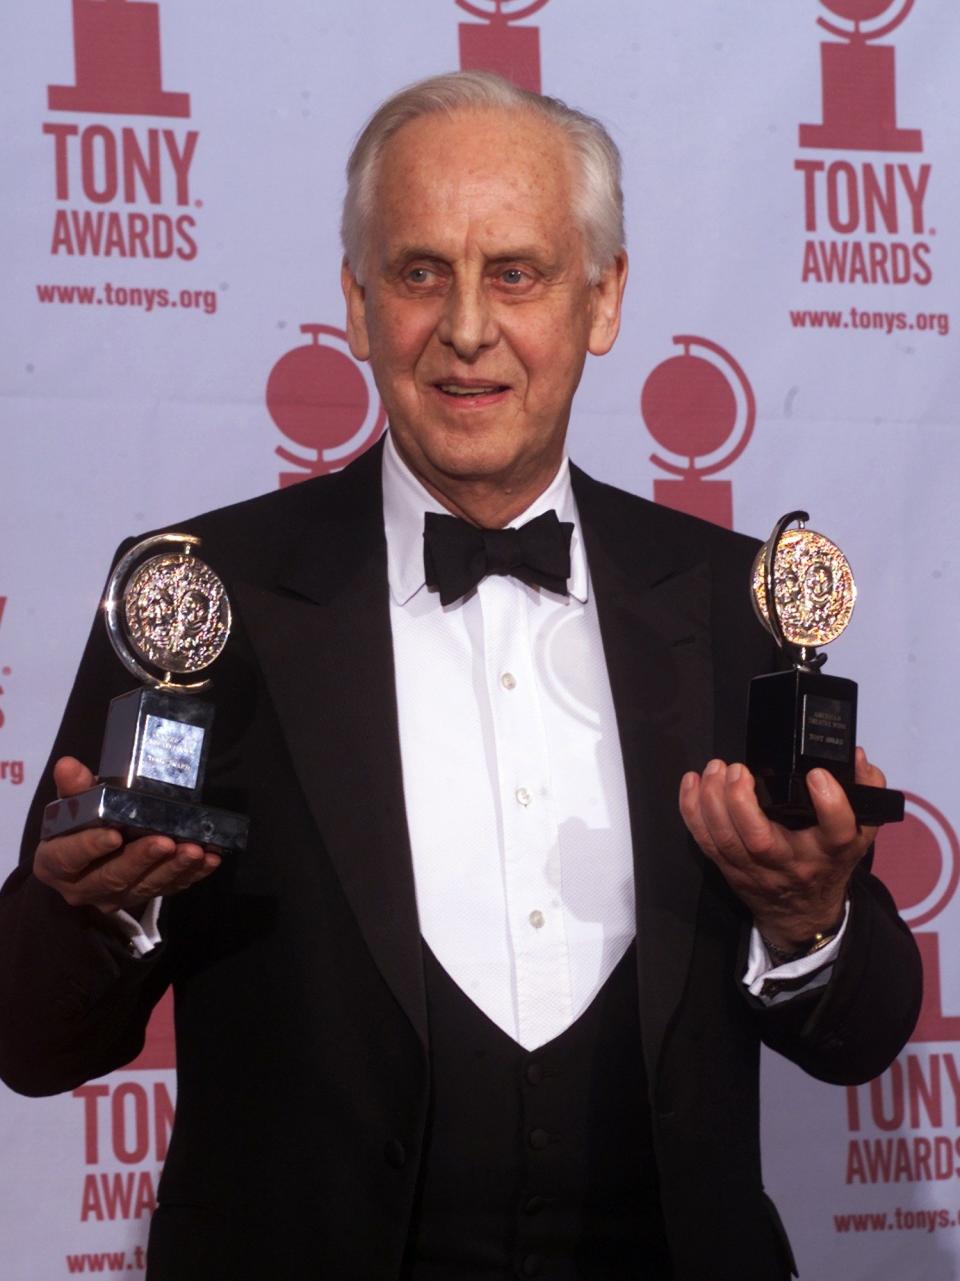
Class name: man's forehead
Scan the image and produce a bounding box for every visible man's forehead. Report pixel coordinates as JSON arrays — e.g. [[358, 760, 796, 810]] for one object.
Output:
[[377, 105, 573, 180], [371, 108, 577, 239]]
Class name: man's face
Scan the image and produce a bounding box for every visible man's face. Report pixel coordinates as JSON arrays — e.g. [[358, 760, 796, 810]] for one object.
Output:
[[342, 108, 627, 519]]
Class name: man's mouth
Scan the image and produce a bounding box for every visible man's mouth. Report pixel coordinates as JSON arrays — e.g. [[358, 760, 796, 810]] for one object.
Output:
[[434, 380, 510, 399]]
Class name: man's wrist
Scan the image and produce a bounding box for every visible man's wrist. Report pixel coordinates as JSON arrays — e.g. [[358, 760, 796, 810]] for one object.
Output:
[[758, 906, 847, 965]]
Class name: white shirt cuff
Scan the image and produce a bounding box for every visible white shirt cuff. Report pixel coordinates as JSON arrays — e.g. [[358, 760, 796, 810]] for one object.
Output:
[[743, 900, 850, 1005], [109, 897, 162, 957]]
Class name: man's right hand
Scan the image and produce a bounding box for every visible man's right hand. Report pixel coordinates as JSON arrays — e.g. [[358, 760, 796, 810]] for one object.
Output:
[[33, 757, 221, 916]]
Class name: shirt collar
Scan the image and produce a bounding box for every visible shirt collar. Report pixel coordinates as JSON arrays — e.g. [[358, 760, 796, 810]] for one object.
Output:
[[382, 430, 588, 607]]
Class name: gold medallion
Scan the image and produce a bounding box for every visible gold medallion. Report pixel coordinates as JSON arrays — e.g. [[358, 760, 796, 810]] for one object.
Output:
[[751, 527, 855, 648], [122, 552, 231, 674]]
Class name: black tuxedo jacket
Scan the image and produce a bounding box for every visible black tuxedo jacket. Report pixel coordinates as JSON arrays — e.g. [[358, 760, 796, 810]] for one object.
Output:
[[0, 443, 921, 1280]]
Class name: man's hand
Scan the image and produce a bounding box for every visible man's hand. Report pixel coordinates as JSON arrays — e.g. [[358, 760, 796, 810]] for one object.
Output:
[[33, 756, 221, 916], [678, 747, 884, 951]]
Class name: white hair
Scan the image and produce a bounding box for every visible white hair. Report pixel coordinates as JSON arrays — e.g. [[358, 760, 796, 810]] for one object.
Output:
[[341, 70, 625, 285]]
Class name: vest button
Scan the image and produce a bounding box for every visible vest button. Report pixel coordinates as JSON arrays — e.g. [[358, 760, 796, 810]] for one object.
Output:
[[524, 1062, 543, 1085], [528, 1127, 550, 1150], [518, 1254, 542, 1277], [384, 1139, 407, 1169], [523, 1195, 548, 1214]]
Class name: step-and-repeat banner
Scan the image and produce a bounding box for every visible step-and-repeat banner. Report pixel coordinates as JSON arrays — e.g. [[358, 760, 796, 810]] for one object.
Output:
[[2, 2, 958, 1276]]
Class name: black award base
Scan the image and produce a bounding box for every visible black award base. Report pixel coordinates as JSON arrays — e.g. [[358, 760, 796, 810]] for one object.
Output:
[[746, 668, 904, 831], [40, 685, 249, 854], [41, 783, 249, 853]]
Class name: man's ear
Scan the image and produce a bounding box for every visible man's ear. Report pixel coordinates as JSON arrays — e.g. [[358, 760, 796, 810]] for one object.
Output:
[[587, 250, 628, 357], [341, 259, 370, 361]]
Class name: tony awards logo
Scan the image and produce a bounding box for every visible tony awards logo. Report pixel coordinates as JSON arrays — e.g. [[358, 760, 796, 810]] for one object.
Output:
[[266, 324, 386, 489], [794, 2, 933, 289], [456, 0, 551, 93], [48, 0, 190, 118], [874, 794, 960, 1043], [44, 0, 201, 262], [640, 336, 755, 531], [799, 0, 921, 152]]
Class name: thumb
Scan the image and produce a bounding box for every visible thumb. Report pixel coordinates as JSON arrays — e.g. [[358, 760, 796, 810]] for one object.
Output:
[[854, 745, 887, 790], [53, 756, 97, 799]]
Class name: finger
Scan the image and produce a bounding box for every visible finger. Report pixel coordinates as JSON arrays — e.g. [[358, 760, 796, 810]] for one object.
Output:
[[35, 826, 124, 883], [854, 745, 887, 789], [129, 845, 221, 902], [721, 764, 780, 864], [679, 771, 720, 859], [49, 835, 176, 909], [697, 759, 760, 870], [806, 768, 860, 852], [80, 834, 179, 903], [53, 756, 97, 799]]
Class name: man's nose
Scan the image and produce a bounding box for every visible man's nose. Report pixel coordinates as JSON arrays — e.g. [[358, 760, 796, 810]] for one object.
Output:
[[436, 280, 499, 359]]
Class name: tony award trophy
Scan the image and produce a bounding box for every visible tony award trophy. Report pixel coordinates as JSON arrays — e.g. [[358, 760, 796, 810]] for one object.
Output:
[[745, 511, 904, 830], [42, 534, 249, 853]]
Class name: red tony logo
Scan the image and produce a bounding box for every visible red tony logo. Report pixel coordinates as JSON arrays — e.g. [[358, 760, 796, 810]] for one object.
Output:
[[266, 324, 386, 488], [456, 0, 551, 93], [48, 0, 190, 118], [874, 792, 960, 1042], [799, 0, 921, 153], [640, 336, 755, 531]]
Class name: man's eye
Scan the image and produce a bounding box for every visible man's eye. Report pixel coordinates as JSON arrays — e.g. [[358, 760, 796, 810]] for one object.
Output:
[[499, 268, 528, 286], [406, 267, 433, 284]]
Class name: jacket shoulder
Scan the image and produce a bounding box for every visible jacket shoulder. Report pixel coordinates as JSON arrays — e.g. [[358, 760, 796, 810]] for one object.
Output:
[[124, 443, 384, 581], [570, 464, 763, 570]]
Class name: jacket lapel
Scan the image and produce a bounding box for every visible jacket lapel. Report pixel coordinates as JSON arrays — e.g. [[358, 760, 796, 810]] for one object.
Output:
[[572, 467, 714, 1079], [232, 445, 428, 1047]]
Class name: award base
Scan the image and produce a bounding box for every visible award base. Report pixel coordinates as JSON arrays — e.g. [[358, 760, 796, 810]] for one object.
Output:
[[40, 684, 249, 854], [746, 668, 904, 830], [752, 773, 904, 832], [41, 784, 249, 853]]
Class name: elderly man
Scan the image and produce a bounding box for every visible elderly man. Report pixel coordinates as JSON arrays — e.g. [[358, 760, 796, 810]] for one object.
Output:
[[0, 72, 919, 1281]]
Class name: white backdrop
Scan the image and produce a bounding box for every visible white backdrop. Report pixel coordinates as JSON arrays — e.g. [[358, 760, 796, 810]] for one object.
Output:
[[2, 1, 959, 1276]]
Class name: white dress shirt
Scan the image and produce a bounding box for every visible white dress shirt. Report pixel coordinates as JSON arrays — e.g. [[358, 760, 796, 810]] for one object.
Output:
[[384, 433, 636, 1051]]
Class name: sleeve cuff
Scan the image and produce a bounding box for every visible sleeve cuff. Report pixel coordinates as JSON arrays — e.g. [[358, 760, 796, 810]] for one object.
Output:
[[743, 899, 850, 1004], [109, 897, 162, 958]]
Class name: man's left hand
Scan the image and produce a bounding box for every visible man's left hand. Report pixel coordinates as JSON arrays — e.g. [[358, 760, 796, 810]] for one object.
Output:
[[678, 746, 884, 951]]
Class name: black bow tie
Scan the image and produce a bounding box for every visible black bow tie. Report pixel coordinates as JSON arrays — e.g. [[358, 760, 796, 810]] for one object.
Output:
[[423, 510, 574, 606]]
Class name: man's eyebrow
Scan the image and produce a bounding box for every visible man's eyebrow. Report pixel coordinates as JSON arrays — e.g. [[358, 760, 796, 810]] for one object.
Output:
[[384, 246, 449, 270], [384, 246, 560, 271], [486, 248, 559, 271]]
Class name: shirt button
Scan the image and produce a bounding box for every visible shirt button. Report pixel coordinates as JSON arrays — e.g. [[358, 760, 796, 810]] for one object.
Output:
[[516, 787, 532, 807], [528, 1128, 550, 1150], [500, 671, 517, 690], [524, 1195, 548, 1215], [528, 910, 545, 930], [525, 1062, 543, 1085], [519, 1255, 542, 1277]]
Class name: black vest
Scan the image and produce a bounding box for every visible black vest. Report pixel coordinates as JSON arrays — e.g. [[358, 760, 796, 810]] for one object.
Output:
[[404, 944, 673, 1280]]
